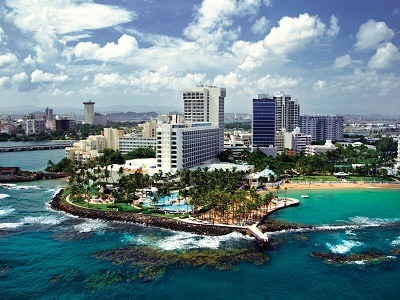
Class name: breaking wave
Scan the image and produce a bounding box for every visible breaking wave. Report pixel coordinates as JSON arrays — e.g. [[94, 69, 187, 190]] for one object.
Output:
[[0, 194, 10, 200], [269, 216, 400, 236], [21, 215, 66, 225], [0, 222, 23, 229], [326, 240, 364, 254], [391, 237, 400, 246], [156, 231, 253, 251], [73, 219, 108, 233], [349, 216, 400, 226], [0, 206, 15, 216]]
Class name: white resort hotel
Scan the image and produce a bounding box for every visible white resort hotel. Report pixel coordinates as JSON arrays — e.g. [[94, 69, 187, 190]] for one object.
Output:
[[66, 85, 243, 175]]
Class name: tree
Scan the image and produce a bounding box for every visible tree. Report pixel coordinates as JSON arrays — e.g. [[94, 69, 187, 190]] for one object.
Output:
[[376, 137, 397, 162], [99, 148, 124, 165], [124, 147, 156, 160]]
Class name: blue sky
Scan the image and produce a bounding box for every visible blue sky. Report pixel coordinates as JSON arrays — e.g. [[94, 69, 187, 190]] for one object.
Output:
[[0, 0, 399, 114]]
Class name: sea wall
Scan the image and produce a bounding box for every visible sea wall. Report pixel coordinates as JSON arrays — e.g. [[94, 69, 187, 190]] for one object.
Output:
[[50, 190, 246, 237]]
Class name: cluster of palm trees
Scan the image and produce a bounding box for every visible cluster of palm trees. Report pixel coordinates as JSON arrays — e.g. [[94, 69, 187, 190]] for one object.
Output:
[[176, 168, 276, 225], [66, 160, 278, 224]]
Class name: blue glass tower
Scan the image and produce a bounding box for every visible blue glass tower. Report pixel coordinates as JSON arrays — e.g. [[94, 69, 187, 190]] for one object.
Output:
[[252, 96, 276, 147]]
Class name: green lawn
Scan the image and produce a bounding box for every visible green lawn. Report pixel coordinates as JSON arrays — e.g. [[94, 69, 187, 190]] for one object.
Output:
[[289, 175, 392, 183]]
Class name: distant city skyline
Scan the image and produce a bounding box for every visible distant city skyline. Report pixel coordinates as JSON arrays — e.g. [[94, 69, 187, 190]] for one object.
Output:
[[0, 0, 399, 114]]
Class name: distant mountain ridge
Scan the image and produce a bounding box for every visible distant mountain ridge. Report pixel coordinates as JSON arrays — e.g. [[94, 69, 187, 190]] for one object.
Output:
[[0, 105, 180, 116]]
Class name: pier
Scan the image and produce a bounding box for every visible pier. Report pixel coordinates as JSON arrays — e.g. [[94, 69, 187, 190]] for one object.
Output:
[[0, 142, 73, 152], [247, 224, 269, 243]]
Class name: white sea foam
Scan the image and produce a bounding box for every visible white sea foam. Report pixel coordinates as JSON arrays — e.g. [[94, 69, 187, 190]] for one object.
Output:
[[73, 219, 108, 233], [0, 184, 16, 189], [268, 215, 400, 237], [390, 237, 400, 246], [326, 240, 364, 254], [345, 230, 356, 236], [347, 260, 366, 265], [349, 216, 400, 226], [0, 193, 10, 199], [0, 222, 23, 229], [0, 206, 15, 216], [21, 215, 66, 225], [16, 185, 41, 191], [0, 184, 42, 191], [154, 231, 251, 251]]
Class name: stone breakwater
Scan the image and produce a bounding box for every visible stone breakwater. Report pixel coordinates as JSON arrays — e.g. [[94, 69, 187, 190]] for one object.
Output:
[[50, 190, 246, 237]]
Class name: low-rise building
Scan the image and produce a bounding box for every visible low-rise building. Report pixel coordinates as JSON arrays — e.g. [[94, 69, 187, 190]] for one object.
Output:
[[118, 136, 156, 155], [25, 119, 45, 135], [306, 140, 337, 155], [275, 127, 311, 154], [224, 131, 250, 158], [65, 135, 105, 162]]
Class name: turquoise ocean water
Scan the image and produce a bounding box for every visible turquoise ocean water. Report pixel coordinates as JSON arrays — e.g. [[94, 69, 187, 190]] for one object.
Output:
[[1, 148, 400, 299]]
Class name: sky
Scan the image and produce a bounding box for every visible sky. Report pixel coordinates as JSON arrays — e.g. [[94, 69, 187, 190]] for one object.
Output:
[[0, 0, 399, 115]]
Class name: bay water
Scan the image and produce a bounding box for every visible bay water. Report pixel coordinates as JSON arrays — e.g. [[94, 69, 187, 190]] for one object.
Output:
[[1, 147, 400, 299]]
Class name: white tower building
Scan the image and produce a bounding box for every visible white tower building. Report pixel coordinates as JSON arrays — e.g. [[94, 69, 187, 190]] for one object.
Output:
[[83, 100, 95, 125], [183, 85, 226, 152]]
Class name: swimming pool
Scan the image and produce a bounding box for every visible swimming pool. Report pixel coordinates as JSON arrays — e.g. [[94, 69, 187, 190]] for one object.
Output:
[[142, 191, 193, 212]]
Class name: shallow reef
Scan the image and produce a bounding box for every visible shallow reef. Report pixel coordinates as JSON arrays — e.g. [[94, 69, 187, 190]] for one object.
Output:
[[310, 250, 396, 266], [93, 245, 269, 281]]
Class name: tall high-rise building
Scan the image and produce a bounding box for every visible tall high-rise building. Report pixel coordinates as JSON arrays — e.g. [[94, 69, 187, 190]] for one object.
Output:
[[273, 91, 300, 132], [252, 91, 300, 148], [299, 115, 344, 142], [183, 85, 226, 152], [83, 100, 95, 125], [252, 95, 276, 147], [45, 107, 54, 121]]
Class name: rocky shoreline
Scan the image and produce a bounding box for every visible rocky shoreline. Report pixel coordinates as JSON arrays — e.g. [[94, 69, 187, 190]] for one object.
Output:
[[50, 189, 304, 237]]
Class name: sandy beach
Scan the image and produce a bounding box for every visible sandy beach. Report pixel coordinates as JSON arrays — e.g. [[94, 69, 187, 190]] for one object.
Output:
[[281, 181, 400, 191]]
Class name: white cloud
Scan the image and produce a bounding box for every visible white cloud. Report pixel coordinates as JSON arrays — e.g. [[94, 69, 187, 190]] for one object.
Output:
[[0, 76, 11, 89], [183, 0, 267, 51], [0, 27, 6, 44], [31, 70, 69, 83], [231, 40, 266, 59], [333, 54, 352, 69], [213, 72, 245, 90], [24, 55, 35, 65], [93, 73, 129, 88], [264, 13, 326, 55], [0, 53, 18, 67], [355, 20, 394, 51], [313, 80, 326, 92], [238, 56, 263, 70], [393, 8, 400, 16], [50, 89, 74, 96], [11, 72, 28, 83], [73, 34, 138, 62], [91, 68, 206, 94], [326, 15, 340, 39], [251, 16, 269, 35], [257, 74, 301, 89], [368, 43, 400, 69], [183, 0, 238, 40], [5, 0, 134, 35]]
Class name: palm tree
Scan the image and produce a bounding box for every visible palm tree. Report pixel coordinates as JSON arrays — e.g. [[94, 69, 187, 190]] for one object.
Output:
[[275, 184, 281, 207]]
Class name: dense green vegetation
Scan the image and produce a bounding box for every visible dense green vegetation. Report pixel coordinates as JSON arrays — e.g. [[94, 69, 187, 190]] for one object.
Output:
[[52, 135, 398, 224], [236, 137, 398, 180], [224, 122, 251, 131], [124, 147, 156, 160]]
